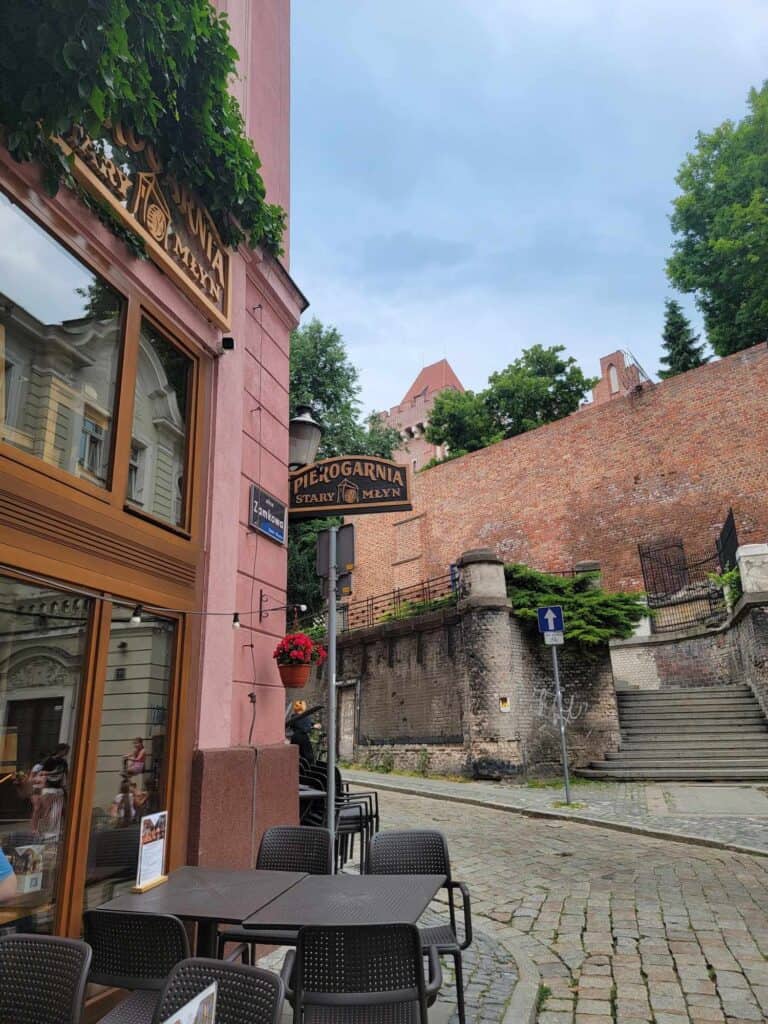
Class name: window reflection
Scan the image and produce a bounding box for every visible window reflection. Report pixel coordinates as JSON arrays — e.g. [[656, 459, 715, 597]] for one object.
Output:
[[0, 191, 124, 487], [0, 575, 90, 934], [84, 606, 173, 909], [129, 320, 191, 527]]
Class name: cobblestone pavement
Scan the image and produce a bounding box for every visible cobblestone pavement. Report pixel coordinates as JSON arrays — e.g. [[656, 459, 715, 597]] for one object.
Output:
[[376, 785, 768, 1024], [345, 770, 768, 854]]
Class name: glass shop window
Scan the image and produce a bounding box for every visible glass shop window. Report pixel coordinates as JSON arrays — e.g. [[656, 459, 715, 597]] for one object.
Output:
[[128, 320, 191, 528], [0, 190, 125, 488], [0, 574, 92, 935], [82, 606, 174, 911]]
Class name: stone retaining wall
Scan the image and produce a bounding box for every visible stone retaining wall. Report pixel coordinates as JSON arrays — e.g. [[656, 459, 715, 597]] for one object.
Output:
[[295, 549, 619, 777]]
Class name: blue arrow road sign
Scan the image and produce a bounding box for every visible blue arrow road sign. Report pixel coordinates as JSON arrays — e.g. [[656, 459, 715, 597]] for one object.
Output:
[[537, 605, 564, 633]]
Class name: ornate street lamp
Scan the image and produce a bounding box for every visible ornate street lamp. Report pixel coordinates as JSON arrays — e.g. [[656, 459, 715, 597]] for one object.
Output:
[[288, 405, 322, 470]]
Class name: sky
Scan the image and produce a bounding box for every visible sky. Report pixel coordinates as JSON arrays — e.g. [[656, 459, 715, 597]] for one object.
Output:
[[290, 0, 768, 413]]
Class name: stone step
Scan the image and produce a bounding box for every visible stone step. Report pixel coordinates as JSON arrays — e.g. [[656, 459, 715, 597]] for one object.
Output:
[[577, 767, 768, 781], [618, 686, 751, 698], [617, 697, 759, 708], [621, 730, 768, 741], [604, 752, 768, 765], [620, 715, 766, 726], [618, 696, 757, 704], [618, 745, 768, 753], [617, 701, 760, 713], [618, 729, 768, 737]]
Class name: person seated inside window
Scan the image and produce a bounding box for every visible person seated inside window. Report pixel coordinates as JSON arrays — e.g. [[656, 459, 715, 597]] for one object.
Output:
[[0, 848, 15, 903]]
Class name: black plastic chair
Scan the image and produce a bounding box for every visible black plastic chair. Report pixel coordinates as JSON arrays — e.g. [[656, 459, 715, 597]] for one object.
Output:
[[367, 830, 472, 1024], [83, 910, 190, 1023], [217, 826, 332, 964], [300, 761, 378, 870], [152, 958, 284, 1024], [0, 933, 92, 1024], [281, 923, 441, 1023]]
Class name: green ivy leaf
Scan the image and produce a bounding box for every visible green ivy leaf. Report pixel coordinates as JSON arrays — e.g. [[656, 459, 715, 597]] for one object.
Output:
[[89, 85, 106, 121]]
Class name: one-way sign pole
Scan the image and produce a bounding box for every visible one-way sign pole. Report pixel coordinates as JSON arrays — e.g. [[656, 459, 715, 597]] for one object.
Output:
[[550, 644, 571, 805], [537, 605, 571, 805]]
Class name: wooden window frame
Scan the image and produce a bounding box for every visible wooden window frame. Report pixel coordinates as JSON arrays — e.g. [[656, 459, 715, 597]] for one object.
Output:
[[120, 311, 200, 538], [0, 567, 190, 939], [0, 180, 209, 545]]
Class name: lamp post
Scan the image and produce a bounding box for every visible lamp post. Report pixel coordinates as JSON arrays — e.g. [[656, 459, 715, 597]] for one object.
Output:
[[288, 406, 322, 471]]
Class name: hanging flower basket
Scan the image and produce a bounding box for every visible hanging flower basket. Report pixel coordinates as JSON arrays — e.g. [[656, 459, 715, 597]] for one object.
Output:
[[277, 663, 311, 688], [273, 632, 327, 688]]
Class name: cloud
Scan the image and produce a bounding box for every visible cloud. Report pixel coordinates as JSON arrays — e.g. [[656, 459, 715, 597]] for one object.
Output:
[[291, 0, 767, 410], [0, 196, 94, 322]]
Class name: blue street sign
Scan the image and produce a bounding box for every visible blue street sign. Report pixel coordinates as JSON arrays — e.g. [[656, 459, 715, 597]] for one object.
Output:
[[537, 605, 564, 633]]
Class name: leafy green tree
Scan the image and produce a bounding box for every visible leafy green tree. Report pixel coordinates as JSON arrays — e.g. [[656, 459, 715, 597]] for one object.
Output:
[[658, 299, 709, 379], [485, 345, 597, 438], [287, 319, 401, 615], [289, 318, 400, 459], [425, 344, 595, 456], [424, 389, 499, 454], [667, 83, 768, 356]]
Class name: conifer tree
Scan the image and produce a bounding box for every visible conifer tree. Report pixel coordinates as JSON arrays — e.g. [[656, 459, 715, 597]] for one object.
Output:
[[658, 299, 709, 379]]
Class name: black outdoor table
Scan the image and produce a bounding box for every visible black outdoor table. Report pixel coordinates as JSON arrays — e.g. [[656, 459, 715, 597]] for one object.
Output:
[[241, 872, 446, 931], [97, 865, 306, 956]]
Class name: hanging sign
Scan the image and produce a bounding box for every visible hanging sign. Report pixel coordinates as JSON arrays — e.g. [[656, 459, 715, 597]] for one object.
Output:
[[133, 810, 168, 893], [249, 485, 287, 544], [56, 124, 231, 329], [289, 456, 412, 520]]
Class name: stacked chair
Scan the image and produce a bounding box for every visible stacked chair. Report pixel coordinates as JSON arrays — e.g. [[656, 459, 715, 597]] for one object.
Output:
[[299, 760, 379, 870], [367, 829, 473, 1024]]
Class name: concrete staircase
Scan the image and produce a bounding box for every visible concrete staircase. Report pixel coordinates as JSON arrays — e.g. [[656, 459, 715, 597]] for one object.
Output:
[[579, 685, 768, 781]]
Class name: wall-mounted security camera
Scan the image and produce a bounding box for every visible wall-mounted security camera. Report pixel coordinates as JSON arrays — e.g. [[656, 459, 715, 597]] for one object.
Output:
[[214, 336, 236, 357]]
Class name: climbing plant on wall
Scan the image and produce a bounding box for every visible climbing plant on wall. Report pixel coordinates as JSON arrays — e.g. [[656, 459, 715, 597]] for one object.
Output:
[[0, 0, 285, 254]]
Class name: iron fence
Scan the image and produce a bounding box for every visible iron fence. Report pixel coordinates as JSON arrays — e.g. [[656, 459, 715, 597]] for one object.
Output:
[[638, 538, 726, 633], [339, 571, 458, 633], [716, 507, 739, 571]]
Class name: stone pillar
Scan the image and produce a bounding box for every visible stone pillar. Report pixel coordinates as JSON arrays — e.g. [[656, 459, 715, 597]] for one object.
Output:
[[456, 549, 522, 777], [458, 548, 507, 603], [187, 744, 298, 867], [736, 544, 768, 596]]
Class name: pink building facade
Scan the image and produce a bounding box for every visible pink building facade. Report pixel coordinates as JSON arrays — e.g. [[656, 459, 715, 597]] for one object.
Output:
[[0, 0, 303, 933], [189, 0, 307, 858]]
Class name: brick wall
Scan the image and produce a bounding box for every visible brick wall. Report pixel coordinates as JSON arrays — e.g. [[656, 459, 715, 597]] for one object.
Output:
[[610, 628, 738, 690], [728, 603, 768, 716], [350, 345, 768, 602]]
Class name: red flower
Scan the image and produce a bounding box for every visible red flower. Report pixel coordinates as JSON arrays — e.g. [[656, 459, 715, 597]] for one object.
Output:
[[272, 632, 326, 666]]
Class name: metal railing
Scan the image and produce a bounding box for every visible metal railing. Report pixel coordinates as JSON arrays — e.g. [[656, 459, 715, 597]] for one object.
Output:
[[716, 507, 739, 572], [638, 539, 726, 633], [339, 572, 458, 633]]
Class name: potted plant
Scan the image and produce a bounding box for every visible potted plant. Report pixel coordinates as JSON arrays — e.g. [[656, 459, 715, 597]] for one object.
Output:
[[273, 632, 327, 688]]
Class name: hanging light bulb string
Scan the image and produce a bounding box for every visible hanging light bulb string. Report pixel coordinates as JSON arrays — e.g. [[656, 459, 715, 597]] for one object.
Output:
[[0, 565, 271, 630]]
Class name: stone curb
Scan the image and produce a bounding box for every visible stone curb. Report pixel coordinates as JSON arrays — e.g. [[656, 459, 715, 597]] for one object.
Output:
[[347, 774, 768, 859], [499, 934, 539, 1024]]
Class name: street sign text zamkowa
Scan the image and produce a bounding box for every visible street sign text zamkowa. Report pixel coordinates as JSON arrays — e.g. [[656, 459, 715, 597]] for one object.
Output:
[[288, 456, 412, 519]]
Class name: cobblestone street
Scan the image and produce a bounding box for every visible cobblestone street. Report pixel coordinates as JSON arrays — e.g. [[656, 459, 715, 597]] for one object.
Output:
[[372, 785, 768, 1024]]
